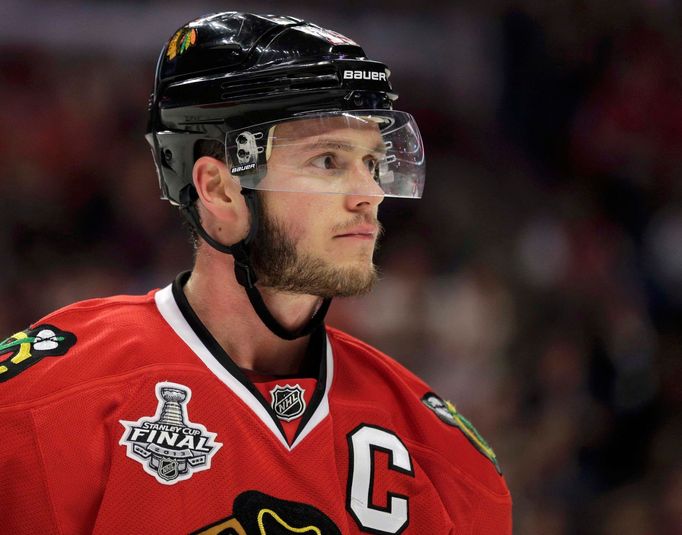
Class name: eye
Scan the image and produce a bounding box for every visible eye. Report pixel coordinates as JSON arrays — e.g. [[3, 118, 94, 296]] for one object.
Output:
[[364, 157, 379, 174], [310, 154, 336, 170]]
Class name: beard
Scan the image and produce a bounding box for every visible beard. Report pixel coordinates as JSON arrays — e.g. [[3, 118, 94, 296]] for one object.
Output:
[[249, 194, 382, 298]]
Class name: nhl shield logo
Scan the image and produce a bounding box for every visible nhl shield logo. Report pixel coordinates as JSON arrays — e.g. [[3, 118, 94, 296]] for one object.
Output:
[[158, 458, 179, 481], [270, 384, 306, 422], [119, 382, 222, 485]]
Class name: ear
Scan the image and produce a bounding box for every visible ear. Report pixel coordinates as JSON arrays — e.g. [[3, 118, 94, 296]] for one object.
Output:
[[192, 156, 249, 242]]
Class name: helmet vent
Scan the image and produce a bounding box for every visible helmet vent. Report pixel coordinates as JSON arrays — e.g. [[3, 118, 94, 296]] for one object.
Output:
[[288, 72, 339, 90], [220, 68, 339, 99], [330, 44, 365, 57]]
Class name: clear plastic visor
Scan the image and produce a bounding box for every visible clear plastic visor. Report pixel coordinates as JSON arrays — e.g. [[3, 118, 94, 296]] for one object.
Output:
[[225, 110, 424, 198]]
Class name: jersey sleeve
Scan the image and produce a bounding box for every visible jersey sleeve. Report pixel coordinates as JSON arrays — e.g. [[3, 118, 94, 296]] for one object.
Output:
[[0, 296, 156, 534], [393, 367, 513, 534]]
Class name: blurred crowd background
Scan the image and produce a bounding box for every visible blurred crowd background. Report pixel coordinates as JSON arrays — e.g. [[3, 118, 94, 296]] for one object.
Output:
[[2, 1, 681, 533]]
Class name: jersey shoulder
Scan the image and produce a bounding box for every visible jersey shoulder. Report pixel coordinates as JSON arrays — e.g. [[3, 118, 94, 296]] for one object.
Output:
[[325, 325, 432, 396], [327, 327, 429, 391], [0, 289, 187, 405], [326, 325, 509, 497]]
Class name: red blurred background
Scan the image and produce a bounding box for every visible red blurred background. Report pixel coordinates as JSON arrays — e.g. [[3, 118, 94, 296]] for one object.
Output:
[[2, 2, 681, 533]]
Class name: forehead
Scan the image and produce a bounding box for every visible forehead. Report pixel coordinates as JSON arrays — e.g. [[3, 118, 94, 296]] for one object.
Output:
[[272, 115, 384, 146]]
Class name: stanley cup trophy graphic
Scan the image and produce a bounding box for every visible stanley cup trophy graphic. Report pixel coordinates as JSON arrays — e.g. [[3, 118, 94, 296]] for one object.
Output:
[[159, 387, 187, 426], [148, 387, 194, 482]]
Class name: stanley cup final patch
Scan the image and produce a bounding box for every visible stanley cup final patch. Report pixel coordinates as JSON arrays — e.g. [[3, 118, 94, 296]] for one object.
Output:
[[270, 384, 306, 422], [119, 382, 222, 485]]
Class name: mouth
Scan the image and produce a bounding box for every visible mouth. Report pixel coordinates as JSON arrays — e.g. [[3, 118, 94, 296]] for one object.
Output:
[[333, 225, 378, 240]]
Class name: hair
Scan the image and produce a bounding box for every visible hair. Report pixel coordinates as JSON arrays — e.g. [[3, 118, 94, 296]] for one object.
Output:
[[194, 139, 226, 163]]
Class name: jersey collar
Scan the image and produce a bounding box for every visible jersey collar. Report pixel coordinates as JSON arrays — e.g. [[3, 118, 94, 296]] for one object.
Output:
[[153, 271, 333, 451]]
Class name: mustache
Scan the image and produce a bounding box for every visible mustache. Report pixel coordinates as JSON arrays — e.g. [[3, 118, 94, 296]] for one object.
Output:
[[331, 214, 384, 237]]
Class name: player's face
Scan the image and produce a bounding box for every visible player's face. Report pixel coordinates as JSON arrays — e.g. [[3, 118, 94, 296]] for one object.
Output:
[[249, 119, 385, 297]]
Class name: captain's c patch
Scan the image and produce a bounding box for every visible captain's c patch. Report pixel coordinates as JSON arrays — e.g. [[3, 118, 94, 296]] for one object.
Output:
[[0, 324, 77, 382]]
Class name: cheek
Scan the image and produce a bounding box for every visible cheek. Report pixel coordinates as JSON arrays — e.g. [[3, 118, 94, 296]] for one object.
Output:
[[291, 205, 322, 249], [289, 200, 336, 253], [262, 192, 340, 251], [268, 195, 315, 243]]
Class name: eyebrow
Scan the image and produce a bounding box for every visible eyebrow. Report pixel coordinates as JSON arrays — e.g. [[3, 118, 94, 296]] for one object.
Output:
[[301, 138, 387, 154]]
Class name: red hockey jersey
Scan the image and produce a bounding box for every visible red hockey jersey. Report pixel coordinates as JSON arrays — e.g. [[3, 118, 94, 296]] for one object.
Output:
[[1, 273, 512, 534]]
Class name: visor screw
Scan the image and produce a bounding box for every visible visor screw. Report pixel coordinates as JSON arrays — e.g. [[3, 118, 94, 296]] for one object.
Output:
[[237, 134, 247, 144], [162, 149, 173, 162], [237, 149, 247, 158], [353, 94, 363, 107]]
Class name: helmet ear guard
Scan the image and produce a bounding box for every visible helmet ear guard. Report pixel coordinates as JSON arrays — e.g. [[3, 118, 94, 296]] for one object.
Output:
[[147, 130, 209, 205]]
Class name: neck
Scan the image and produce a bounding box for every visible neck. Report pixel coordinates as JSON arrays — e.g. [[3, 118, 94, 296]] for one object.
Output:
[[183, 247, 323, 376]]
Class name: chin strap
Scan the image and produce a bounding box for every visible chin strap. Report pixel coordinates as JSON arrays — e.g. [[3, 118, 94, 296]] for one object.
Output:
[[179, 187, 331, 341]]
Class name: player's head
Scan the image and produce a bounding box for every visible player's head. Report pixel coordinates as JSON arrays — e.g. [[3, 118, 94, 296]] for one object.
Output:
[[146, 12, 425, 338]]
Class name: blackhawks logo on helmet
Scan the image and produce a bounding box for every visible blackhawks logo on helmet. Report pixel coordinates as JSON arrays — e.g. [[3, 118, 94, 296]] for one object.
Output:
[[166, 27, 197, 61]]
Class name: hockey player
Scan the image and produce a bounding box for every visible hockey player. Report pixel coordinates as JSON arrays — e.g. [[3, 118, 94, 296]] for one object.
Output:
[[1, 12, 512, 534]]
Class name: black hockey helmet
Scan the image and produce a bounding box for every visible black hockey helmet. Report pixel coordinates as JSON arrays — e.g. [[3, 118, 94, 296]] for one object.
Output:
[[147, 12, 424, 205], [146, 12, 425, 340]]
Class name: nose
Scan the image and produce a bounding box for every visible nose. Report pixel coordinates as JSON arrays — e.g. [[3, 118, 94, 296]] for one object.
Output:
[[343, 161, 385, 211]]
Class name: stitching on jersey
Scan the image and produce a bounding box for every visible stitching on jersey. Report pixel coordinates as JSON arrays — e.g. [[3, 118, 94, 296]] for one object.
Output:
[[0, 363, 208, 412], [94, 399, 117, 522], [29, 409, 64, 535], [34, 293, 156, 326], [402, 437, 510, 500], [326, 328, 424, 384]]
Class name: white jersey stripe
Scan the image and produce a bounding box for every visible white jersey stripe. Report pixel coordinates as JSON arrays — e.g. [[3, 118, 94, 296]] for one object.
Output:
[[154, 283, 332, 451]]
